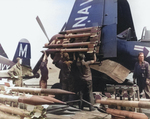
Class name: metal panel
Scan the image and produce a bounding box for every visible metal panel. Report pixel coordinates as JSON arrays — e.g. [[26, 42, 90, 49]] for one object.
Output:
[[103, 0, 117, 25], [90, 59, 130, 83], [101, 23, 117, 58]]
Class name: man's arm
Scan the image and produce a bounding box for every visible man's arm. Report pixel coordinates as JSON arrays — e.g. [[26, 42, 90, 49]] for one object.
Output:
[[73, 53, 76, 61], [52, 53, 63, 69], [42, 51, 48, 62], [147, 63, 150, 79], [52, 53, 61, 64], [90, 53, 96, 64], [133, 63, 137, 84], [146, 62, 150, 85]]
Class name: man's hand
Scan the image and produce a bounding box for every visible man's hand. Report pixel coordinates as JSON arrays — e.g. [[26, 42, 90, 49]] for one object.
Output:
[[14, 76, 18, 79]]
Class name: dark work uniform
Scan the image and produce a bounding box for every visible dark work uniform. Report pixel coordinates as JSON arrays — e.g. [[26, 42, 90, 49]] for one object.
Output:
[[55, 60, 72, 101], [133, 61, 150, 93], [8, 63, 22, 87], [76, 60, 95, 110], [70, 60, 80, 92], [39, 61, 48, 88]]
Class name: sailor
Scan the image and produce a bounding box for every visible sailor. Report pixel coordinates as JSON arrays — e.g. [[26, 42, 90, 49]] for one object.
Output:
[[53, 52, 72, 101], [76, 52, 96, 111], [133, 52, 150, 98], [8, 57, 22, 87], [39, 51, 49, 89]]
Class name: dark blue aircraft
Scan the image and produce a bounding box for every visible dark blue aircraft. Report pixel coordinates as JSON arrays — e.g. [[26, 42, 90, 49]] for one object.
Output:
[[0, 39, 34, 79], [0, 38, 31, 70], [37, 0, 150, 92]]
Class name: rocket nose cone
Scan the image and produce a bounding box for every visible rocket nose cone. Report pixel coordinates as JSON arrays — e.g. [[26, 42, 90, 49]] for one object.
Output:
[[54, 89, 76, 94], [41, 96, 65, 104], [18, 96, 54, 105], [41, 88, 75, 95]]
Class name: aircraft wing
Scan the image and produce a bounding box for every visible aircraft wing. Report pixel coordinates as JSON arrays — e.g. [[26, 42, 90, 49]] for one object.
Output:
[[0, 38, 35, 79], [0, 55, 15, 70], [0, 44, 8, 58], [0, 70, 10, 78]]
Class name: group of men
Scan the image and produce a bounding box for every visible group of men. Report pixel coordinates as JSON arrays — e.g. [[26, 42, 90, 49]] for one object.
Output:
[[52, 52, 96, 111], [51, 51, 150, 103], [7, 51, 150, 110], [7, 51, 49, 88], [51, 51, 150, 101]]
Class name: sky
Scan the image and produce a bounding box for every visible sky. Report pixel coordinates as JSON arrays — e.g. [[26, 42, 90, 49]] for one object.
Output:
[[128, 0, 150, 38], [0, 0, 150, 68], [0, 0, 75, 68]]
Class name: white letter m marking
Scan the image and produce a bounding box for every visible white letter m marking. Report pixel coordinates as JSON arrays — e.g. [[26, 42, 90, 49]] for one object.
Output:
[[19, 44, 28, 58]]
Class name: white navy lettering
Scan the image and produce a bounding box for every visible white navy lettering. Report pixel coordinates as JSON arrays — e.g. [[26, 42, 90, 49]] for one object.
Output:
[[72, 0, 93, 28], [73, 16, 88, 28], [80, 0, 93, 6]]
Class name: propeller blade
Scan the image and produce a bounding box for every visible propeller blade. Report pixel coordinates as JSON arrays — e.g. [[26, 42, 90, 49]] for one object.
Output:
[[36, 16, 49, 42]]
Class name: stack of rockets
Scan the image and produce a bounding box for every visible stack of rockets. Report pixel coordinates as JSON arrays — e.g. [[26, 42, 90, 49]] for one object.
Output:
[[96, 96, 149, 119], [92, 84, 150, 119], [0, 86, 75, 119]]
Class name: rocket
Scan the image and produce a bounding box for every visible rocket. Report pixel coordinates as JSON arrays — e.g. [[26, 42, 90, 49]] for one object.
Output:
[[0, 103, 30, 117], [40, 95, 65, 104], [0, 111, 20, 119], [106, 108, 148, 119], [96, 99, 150, 109], [0, 94, 54, 105], [44, 42, 90, 48], [45, 48, 89, 53], [7, 87, 75, 95]]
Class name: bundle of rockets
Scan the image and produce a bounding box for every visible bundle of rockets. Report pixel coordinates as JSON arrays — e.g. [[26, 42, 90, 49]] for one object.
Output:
[[0, 86, 75, 119], [0, 85, 150, 119]]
